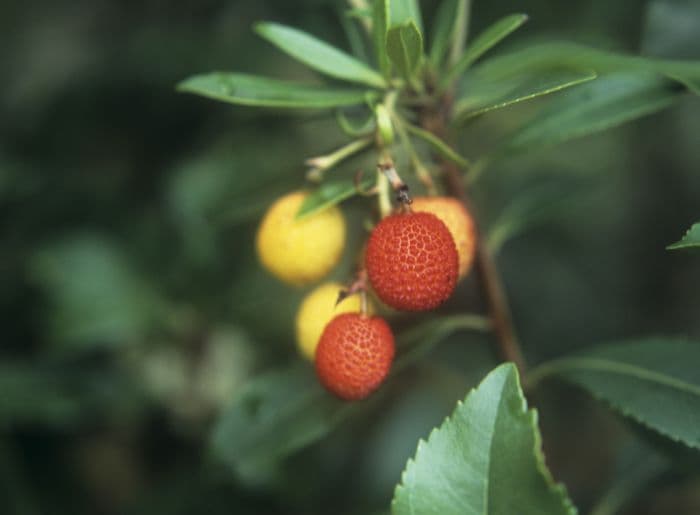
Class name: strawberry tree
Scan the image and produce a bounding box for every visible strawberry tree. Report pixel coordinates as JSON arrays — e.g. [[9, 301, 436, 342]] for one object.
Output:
[[179, 1, 700, 513]]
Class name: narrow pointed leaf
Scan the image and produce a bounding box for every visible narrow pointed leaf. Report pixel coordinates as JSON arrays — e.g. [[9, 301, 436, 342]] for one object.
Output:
[[445, 13, 528, 84], [470, 42, 700, 95], [296, 175, 375, 220], [404, 123, 469, 167], [177, 73, 376, 109], [486, 182, 583, 254], [339, 8, 370, 63], [390, 0, 424, 33], [373, 0, 391, 77], [254, 22, 386, 88], [392, 363, 577, 515], [529, 339, 700, 450], [387, 21, 423, 80], [455, 68, 597, 120], [505, 71, 681, 151], [429, 0, 462, 65], [667, 221, 700, 250]]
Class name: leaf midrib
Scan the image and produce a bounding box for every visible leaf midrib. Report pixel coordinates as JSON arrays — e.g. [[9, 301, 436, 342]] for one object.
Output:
[[540, 356, 700, 397]]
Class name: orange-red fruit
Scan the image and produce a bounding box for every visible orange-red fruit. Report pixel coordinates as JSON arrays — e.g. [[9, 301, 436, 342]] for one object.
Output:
[[365, 211, 459, 311], [315, 313, 395, 401]]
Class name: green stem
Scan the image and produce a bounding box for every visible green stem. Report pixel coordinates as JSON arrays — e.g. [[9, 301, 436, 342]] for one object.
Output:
[[390, 113, 436, 194], [306, 136, 373, 181]]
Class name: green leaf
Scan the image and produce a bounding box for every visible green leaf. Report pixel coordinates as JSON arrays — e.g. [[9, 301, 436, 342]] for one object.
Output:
[[177, 73, 376, 109], [469, 41, 700, 94], [386, 21, 423, 80], [588, 441, 668, 515], [642, 0, 700, 61], [210, 364, 352, 480], [296, 175, 375, 220], [404, 123, 469, 167], [339, 7, 370, 63], [505, 71, 681, 151], [254, 22, 386, 88], [444, 13, 529, 85], [0, 364, 85, 426], [30, 236, 165, 348], [390, 0, 424, 33], [667, 221, 700, 250], [373, 0, 391, 77], [486, 183, 583, 254], [528, 338, 700, 450], [210, 316, 488, 479], [393, 314, 490, 373], [0, 362, 143, 427], [455, 67, 597, 120], [392, 363, 576, 515], [428, 0, 462, 66], [336, 109, 376, 137]]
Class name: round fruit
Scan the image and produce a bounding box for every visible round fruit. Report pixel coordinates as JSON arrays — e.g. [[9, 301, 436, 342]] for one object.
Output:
[[295, 282, 371, 360], [256, 191, 346, 286], [315, 313, 395, 401], [411, 196, 476, 278], [365, 211, 459, 311]]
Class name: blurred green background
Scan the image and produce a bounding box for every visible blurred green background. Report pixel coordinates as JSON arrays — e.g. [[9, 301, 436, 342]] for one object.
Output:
[[2, 0, 699, 514]]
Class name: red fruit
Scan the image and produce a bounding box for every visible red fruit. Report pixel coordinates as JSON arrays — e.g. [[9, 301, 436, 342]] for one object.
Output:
[[365, 211, 459, 311], [315, 313, 395, 401]]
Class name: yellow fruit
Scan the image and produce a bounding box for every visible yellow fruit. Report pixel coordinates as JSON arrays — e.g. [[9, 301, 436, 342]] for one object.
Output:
[[411, 196, 476, 278], [295, 282, 370, 360], [256, 191, 346, 286]]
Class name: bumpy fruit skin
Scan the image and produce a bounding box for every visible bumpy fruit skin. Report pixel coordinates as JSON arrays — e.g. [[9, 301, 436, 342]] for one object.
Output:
[[256, 191, 346, 286], [365, 212, 459, 311], [295, 282, 370, 360], [411, 196, 476, 278], [315, 313, 395, 401]]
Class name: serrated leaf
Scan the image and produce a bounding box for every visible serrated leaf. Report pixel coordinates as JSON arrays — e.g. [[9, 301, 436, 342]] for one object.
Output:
[[254, 22, 386, 88], [178, 72, 376, 109], [455, 67, 597, 120], [392, 363, 576, 515], [390, 0, 424, 33], [529, 339, 700, 450], [667, 221, 700, 250], [373, 0, 391, 77], [428, 0, 465, 66], [404, 123, 469, 167], [296, 175, 375, 220], [444, 13, 528, 85], [387, 21, 423, 80], [505, 71, 681, 151]]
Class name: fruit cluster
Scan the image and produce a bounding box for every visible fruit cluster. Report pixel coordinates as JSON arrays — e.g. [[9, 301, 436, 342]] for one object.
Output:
[[256, 188, 476, 401]]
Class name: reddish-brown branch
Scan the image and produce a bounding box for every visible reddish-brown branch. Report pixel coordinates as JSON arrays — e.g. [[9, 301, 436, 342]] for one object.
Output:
[[419, 96, 527, 376]]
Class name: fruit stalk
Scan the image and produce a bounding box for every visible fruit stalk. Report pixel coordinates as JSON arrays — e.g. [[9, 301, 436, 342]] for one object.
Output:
[[419, 96, 527, 376]]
